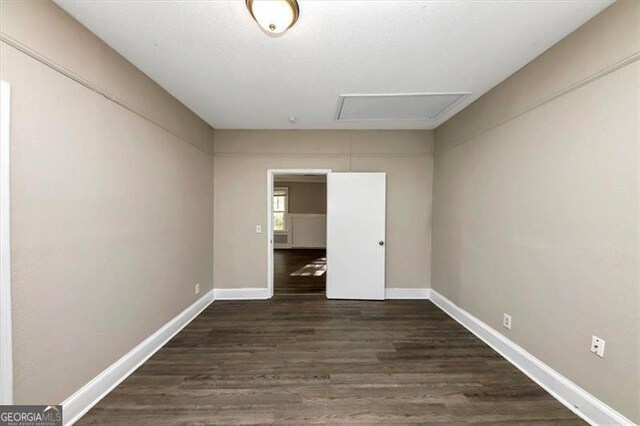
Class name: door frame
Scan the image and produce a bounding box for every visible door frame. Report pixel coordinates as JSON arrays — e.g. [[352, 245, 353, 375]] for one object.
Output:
[[0, 80, 13, 404], [266, 169, 331, 298]]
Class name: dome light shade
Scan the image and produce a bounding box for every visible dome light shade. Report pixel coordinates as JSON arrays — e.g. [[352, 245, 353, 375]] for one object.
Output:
[[246, 0, 299, 34]]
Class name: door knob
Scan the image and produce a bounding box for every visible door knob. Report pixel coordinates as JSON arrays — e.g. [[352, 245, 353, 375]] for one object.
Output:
[[379, 241, 384, 246]]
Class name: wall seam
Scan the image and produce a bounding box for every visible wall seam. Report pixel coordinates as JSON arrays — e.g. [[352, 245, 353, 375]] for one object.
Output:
[[349, 134, 353, 172], [435, 51, 640, 155], [0, 34, 213, 157]]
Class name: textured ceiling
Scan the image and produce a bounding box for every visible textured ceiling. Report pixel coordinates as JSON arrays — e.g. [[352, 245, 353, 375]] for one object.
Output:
[[55, 0, 612, 130]]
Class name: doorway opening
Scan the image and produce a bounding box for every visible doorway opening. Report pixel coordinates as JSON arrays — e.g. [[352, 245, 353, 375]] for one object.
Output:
[[267, 169, 331, 298]]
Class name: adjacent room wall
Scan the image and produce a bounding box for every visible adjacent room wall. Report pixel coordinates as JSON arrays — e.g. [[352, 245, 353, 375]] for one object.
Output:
[[273, 181, 327, 249], [0, 0, 214, 405], [432, 1, 639, 422], [275, 181, 327, 215], [214, 130, 433, 290]]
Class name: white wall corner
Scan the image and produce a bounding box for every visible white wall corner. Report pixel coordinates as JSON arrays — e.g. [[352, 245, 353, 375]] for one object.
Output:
[[428, 289, 635, 426], [385, 288, 431, 299], [62, 290, 215, 425], [213, 287, 271, 300]]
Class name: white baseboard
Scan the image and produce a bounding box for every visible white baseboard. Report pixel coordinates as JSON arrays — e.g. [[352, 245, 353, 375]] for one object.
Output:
[[59, 286, 633, 426], [215, 288, 429, 300], [213, 287, 270, 300], [385, 288, 431, 299], [428, 289, 634, 426], [62, 290, 215, 425]]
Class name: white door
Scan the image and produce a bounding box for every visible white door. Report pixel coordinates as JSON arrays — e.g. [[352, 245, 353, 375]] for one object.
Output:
[[326, 172, 386, 300]]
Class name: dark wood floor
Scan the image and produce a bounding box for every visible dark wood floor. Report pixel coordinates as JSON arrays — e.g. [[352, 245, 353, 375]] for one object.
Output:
[[274, 249, 326, 295], [78, 291, 583, 423]]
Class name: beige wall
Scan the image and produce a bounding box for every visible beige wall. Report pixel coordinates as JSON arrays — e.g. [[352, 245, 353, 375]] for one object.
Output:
[[1, 1, 214, 405], [275, 181, 327, 214], [214, 130, 433, 290], [432, 1, 639, 422]]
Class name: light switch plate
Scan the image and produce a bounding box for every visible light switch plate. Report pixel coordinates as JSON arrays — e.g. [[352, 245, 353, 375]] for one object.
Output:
[[256, 225, 262, 233], [195, 283, 200, 295]]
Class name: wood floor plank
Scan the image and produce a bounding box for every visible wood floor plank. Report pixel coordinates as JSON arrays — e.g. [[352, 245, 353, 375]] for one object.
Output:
[[77, 250, 583, 425]]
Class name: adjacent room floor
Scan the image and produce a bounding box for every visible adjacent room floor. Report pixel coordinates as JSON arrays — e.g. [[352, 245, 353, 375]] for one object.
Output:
[[79, 296, 583, 424], [274, 249, 326, 295]]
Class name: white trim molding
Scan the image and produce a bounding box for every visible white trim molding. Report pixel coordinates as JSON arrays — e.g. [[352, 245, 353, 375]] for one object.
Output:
[[62, 290, 214, 425], [0, 80, 13, 405], [428, 289, 634, 426], [273, 176, 326, 183], [213, 287, 271, 300], [385, 288, 430, 300]]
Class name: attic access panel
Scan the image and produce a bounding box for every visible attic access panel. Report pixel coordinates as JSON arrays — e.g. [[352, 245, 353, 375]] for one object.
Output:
[[337, 93, 469, 121]]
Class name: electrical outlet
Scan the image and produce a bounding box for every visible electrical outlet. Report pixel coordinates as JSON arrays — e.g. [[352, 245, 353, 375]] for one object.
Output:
[[256, 225, 262, 233], [503, 313, 512, 330], [590, 336, 605, 358], [194, 283, 200, 295]]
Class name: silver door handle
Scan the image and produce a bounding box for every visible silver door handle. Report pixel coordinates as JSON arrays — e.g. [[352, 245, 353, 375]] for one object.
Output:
[[379, 241, 384, 246]]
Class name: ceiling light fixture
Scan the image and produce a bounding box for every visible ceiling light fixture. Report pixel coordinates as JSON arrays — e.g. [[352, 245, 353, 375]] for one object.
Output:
[[246, 0, 299, 34]]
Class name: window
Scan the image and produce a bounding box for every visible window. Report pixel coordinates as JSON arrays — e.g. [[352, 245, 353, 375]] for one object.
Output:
[[273, 187, 288, 231]]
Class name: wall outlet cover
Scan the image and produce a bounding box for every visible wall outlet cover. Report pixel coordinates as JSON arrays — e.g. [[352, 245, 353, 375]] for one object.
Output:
[[195, 283, 200, 295], [503, 313, 512, 330], [590, 336, 605, 358]]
